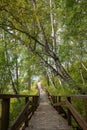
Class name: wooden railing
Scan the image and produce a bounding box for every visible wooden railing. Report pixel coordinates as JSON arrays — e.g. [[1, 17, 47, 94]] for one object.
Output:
[[0, 94, 39, 130], [46, 91, 87, 130]]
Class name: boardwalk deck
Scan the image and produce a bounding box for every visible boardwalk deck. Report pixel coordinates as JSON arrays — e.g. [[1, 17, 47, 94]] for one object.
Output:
[[25, 86, 72, 130]]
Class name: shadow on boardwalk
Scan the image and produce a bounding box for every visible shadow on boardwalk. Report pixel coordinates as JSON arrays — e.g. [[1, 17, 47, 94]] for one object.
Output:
[[25, 85, 72, 130]]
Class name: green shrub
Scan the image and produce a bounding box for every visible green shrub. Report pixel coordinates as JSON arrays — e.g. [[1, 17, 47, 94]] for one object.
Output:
[[10, 98, 25, 125]]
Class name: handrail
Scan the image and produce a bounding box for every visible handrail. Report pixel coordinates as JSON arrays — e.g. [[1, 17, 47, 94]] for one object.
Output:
[[46, 90, 87, 130], [0, 94, 36, 98], [0, 94, 39, 130], [66, 100, 87, 130], [8, 101, 30, 130]]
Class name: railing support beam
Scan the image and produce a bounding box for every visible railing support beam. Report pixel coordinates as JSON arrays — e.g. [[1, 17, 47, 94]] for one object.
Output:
[[67, 97, 71, 126], [85, 99, 87, 122], [25, 97, 29, 127], [1, 98, 10, 130], [58, 96, 61, 114]]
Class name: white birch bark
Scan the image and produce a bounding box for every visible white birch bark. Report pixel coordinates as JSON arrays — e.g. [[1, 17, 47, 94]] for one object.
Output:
[[50, 0, 56, 53]]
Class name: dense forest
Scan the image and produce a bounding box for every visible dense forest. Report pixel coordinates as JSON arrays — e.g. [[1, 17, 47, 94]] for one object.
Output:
[[0, 0, 87, 95]]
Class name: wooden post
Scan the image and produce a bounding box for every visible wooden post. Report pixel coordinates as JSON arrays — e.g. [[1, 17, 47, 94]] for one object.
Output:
[[25, 96, 29, 103], [1, 98, 10, 130], [85, 99, 87, 122], [25, 97, 29, 127], [67, 97, 71, 126], [32, 96, 35, 114], [59, 96, 61, 102], [58, 96, 61, 113], [32, 96, 38, 110], [55, 96, 57, 103], [55, 96, 57, 109], [36, 96, 39, 106], [52, 96, 54, 104]]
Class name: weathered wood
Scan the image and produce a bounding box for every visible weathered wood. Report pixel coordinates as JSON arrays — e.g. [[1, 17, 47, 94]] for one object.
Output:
[[8, 101, 30, 130], [67, 97, 71, 126], [49, 95, 87, 99], [0, 94, 39, 130], [52, 96, 57, 104], [85, 99, 87, 122], [1, 92, 87, 130], [1, 98, 10, 130], [58, 96, 61, 114], [53, 101, 66, 107], [32, 96, 39, 112], [25, 88, 71, 130], [49, 93, 87, 129], [69, 95, 87, 99], [48, 95, 54, 105], [25, 97, 29, 127], [8, 96, 39, 130], [0, 94, 39, 99], [66, 100, 87, 130]]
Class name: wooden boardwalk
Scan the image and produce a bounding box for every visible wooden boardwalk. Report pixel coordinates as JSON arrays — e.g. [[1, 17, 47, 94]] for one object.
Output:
[[25, 86, 72, 130]]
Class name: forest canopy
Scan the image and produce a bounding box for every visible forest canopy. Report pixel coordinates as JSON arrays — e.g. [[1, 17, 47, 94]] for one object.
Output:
[[0, 0, 87, 94]]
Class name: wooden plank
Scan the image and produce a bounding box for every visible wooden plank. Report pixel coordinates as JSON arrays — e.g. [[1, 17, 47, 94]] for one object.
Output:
[[66, 100, 87, 130], [0, 94, 39, 99], [57, 96, 62, 114], [50, 95, 87, 99], [53, 101, 66, 106], [1, 98, 10, 130], [8, 96, 39, 130], [69, 95, 87, 99], [67, 97, 71, 126], [85, 99, 87, 122], [25, 97, 29, 127], [8, 101, 30, 130]]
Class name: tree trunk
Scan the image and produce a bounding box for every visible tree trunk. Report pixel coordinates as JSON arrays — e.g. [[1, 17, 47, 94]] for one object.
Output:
[[4, 32, 18, 94], [46, 67, 57, 89], [50, 0, 56, 53], [15, 56, 19, 92], [46, 73, 50, 86], [27, 78, 31, 90], [10, 73, 18, 94]]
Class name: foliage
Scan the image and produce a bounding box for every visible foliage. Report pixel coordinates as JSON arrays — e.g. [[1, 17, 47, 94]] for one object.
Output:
[[9, 84, 38, 126], [0, 1, 87, 128], [0, 0, 87, 93], [10, 98, 25, 125], [20, 84, 38, 95]]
